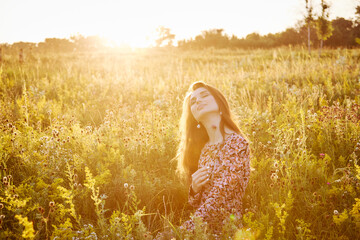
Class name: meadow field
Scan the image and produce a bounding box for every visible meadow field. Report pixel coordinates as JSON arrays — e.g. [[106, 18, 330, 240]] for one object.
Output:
[[0, 47, 360, 239]]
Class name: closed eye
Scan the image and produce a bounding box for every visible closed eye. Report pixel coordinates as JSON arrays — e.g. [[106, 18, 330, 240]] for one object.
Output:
[[190, 93, 209, 105]]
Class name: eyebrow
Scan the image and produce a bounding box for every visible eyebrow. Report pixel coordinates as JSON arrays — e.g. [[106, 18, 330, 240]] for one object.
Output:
[[190, 90, 209, 103]]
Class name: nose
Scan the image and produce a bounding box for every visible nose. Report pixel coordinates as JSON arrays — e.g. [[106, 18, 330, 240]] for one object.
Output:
[[195, 97, 202, 105]]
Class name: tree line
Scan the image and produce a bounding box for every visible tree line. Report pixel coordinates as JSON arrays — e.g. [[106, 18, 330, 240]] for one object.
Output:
[[0, 35, 109, 56], [1, 3, 359, 53], [177, 2, 360, 50], [177, 16, 359, 50]]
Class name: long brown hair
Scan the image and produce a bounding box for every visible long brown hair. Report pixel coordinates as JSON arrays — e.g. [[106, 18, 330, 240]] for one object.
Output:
[[175, 81, 248, 185]]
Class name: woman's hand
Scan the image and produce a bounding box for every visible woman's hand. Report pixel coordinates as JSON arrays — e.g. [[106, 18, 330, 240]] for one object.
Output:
[[191, 166, 210, 193]]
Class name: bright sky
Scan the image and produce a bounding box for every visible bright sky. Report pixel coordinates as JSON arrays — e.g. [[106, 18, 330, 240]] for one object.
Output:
[[0, 0, 358, 47]]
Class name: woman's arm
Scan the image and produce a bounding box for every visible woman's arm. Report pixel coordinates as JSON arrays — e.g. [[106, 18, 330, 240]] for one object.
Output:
[[188, 166, 210, 208]]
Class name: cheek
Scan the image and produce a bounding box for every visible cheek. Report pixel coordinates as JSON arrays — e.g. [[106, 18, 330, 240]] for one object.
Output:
[[209, 98, 219, 109], [190, 106, 198, 119]]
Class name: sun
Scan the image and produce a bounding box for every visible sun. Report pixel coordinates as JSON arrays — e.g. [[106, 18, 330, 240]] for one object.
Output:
[[105, 31, 156, 48], [96, 4, 159, 49]]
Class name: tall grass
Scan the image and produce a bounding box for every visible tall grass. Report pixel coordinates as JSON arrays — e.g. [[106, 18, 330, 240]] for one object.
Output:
[[0, 46, 359, 239]]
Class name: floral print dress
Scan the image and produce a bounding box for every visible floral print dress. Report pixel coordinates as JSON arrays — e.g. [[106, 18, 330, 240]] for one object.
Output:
[[180, 132, 251, 238]]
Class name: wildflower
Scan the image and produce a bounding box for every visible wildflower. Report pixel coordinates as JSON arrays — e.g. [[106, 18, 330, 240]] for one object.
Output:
[[270, 173, 278, 181], [49, 201, 55, 207], [334, 210, 339, 215], [130, 185, 135, 190], [273, 162, 278, 168], [0, 203, 3, 209], [2, 177, 7, 183], [124, 183, 128, 189], [327, 182, 330, 185], [0, 215, 4, 219], [38, 207, 44, 214], [319, 153, 325, 158]]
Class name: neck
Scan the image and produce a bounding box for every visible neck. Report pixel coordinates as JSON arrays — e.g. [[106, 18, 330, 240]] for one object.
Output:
[[200, 113, 223, 144]]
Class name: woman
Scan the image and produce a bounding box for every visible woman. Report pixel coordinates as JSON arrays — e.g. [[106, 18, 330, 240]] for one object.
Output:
[[176, 81, 251, 238]]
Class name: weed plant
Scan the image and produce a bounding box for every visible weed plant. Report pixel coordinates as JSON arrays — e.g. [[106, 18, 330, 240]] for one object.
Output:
[[0, 47, 359, 239]]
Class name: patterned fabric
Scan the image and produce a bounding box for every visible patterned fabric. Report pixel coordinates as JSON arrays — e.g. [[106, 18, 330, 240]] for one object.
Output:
[[180, 132, 251, 238]]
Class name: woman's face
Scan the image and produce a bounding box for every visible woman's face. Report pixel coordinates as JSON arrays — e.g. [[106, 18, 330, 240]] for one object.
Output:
[[190, 87, 219, 122]]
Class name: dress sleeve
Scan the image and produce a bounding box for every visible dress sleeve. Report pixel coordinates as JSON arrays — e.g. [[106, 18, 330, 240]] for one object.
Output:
[[181, 135, 250, 232]]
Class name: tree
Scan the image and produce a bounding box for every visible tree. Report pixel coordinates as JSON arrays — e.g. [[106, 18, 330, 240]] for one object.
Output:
[[355, 5, 360, 45], [70, 34, 106, 51], [356, 5, 360, 23], [305, 0, 314, 54], [315, 0, 333, 55], [155, 26, 175, 47], [200, 29, 230, 48], [43, 38, 74, 52], [278, 28, 302, 46], [298, 22, 319, 48], [326, 18, 353, 47]]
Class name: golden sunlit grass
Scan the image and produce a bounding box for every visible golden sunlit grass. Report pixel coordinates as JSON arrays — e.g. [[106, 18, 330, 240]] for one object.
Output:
[[0, 47, 359, 239]]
